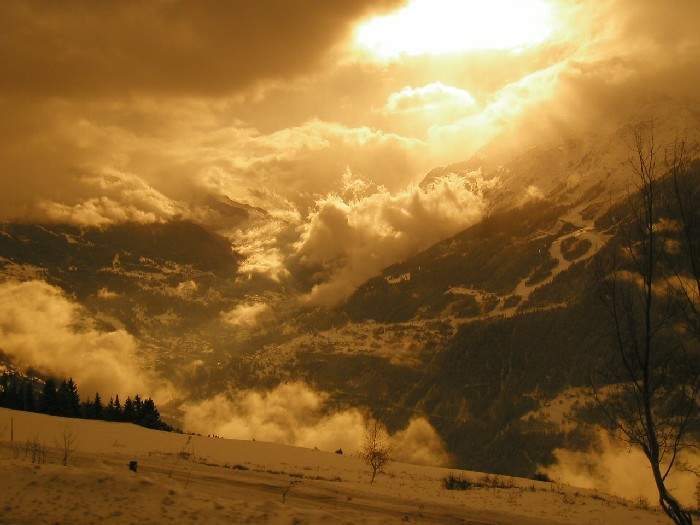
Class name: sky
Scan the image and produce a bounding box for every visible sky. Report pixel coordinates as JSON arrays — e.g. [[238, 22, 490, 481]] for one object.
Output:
[[2, 0, 700, 304]]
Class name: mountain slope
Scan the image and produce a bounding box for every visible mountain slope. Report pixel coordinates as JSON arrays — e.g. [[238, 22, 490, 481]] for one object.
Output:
[[236, 160, 700, 477], [2, 108, 699, 480]]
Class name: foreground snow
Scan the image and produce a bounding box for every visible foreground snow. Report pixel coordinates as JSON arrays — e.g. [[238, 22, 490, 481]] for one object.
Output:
[[0, 408, 668, 524]]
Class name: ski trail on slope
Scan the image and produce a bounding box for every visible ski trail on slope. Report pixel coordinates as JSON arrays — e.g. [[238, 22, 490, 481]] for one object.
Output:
[[497, 205, 612, 317]]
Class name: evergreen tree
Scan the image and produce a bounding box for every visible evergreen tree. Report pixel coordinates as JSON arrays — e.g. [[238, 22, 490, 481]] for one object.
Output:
[[56, 378, 80, 417], [9, 374, 20, 409], [93, 392, 103, 419], [123, 396, 135, 422], [0, 373, 16, 408], [0, 374, 38, 412], [81, 398, 93, 418], [139, 398, 164, 429], [2, 374, 18, 409], [0, 374, 4, 407], [39, 378, 58, 415], [21, 381, 35, 412], [0, 373, 7, 407], [105, 397, 115, 420], [57, 380, 69, 416], [66, 378, 81, 417], [133, 394, 143, 422], [114, 394, 122, 420], [2, 375, 171, 432]]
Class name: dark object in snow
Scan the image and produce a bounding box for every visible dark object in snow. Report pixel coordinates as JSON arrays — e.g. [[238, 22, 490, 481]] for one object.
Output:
[[128, 460, 138, 472], [335, 448, 343, 455], [531, 472, 552, 483]]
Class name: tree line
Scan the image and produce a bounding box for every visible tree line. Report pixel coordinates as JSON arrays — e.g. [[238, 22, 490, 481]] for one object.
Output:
[[0, 373, 172, 431]]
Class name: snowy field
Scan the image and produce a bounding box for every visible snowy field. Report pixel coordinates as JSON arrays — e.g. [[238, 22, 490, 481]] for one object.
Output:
[[0, 407, 668, 524]]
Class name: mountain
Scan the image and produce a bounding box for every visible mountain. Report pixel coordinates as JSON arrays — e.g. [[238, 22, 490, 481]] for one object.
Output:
[[220, 113, 700, 476], [197, 194, 269, 234], [423, 100, 700, 212], [230, 196, 613, 475], [231, 155, 699, 476], [1, 107, 699, 478]]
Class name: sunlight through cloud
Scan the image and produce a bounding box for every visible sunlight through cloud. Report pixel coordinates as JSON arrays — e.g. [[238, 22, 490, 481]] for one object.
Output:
[[355, 0, 553, 59]]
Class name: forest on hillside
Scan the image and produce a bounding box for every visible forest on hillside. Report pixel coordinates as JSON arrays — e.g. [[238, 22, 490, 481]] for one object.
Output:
[[0, 373, 173, 431]]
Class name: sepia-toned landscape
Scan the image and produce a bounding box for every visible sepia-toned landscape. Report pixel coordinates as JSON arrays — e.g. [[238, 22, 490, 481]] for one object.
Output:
[[1, 1, 700, 523]]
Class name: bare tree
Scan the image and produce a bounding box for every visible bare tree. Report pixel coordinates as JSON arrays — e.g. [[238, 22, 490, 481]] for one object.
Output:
[[281, 479, 301, 503], [168, 435, 196, 481], [56, 427, 77, 466], [360, 418, 391, 484], [593, 122, 700, 525], [665, 138, 700, 340], [24, 437, 47, 464]]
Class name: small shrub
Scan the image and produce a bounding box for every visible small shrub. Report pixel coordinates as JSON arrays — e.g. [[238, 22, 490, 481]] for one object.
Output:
[[443, 473, 473, 490], [478, 474, 515, 489], [443, 473, 517, 491], [635, 496, 650, 510], [531, 472, 552, 483], [562, 493, 576, 505], [24, 437, 47, 464], [281, 480, 301, 504]]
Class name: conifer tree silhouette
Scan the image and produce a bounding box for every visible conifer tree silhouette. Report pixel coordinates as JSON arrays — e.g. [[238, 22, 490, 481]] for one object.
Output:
[[21, 382, 35, 412], [114, 394, 122, 420], [40, 378, 58, 415], [93, 392, 103, 419], [1, 374, 172, 432], [123, 396, 135, 422]]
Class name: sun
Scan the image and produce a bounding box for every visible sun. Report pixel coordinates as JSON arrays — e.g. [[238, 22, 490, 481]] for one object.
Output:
[[355, 0, 553, 59]]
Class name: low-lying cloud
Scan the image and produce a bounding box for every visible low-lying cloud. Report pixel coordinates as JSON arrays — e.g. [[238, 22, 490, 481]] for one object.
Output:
[[0, 280, 169, 400], [220, 301, 272, 329], [543, 428, 700, 507], [292, 173, 494, 305], [181, 381, 450, 466], [39, 170, 185, 227]]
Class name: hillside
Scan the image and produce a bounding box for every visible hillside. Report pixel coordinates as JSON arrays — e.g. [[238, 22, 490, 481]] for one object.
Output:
[[0, 407, 670, 525], [1, 110, 699, 482], [230, 161, 700, 477]]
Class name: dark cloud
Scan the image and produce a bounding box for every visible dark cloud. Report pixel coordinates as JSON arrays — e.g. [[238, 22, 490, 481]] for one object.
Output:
[[2, 0, 700, 241], [607, 0, 700, 51], [0, 0, 400, 97]]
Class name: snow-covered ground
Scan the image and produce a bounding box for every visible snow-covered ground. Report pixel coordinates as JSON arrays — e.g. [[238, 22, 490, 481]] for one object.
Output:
[[0, 407, 668, 524]]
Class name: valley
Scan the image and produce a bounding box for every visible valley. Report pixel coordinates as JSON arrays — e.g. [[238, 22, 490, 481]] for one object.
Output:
[[1, 110, 699, 484]]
